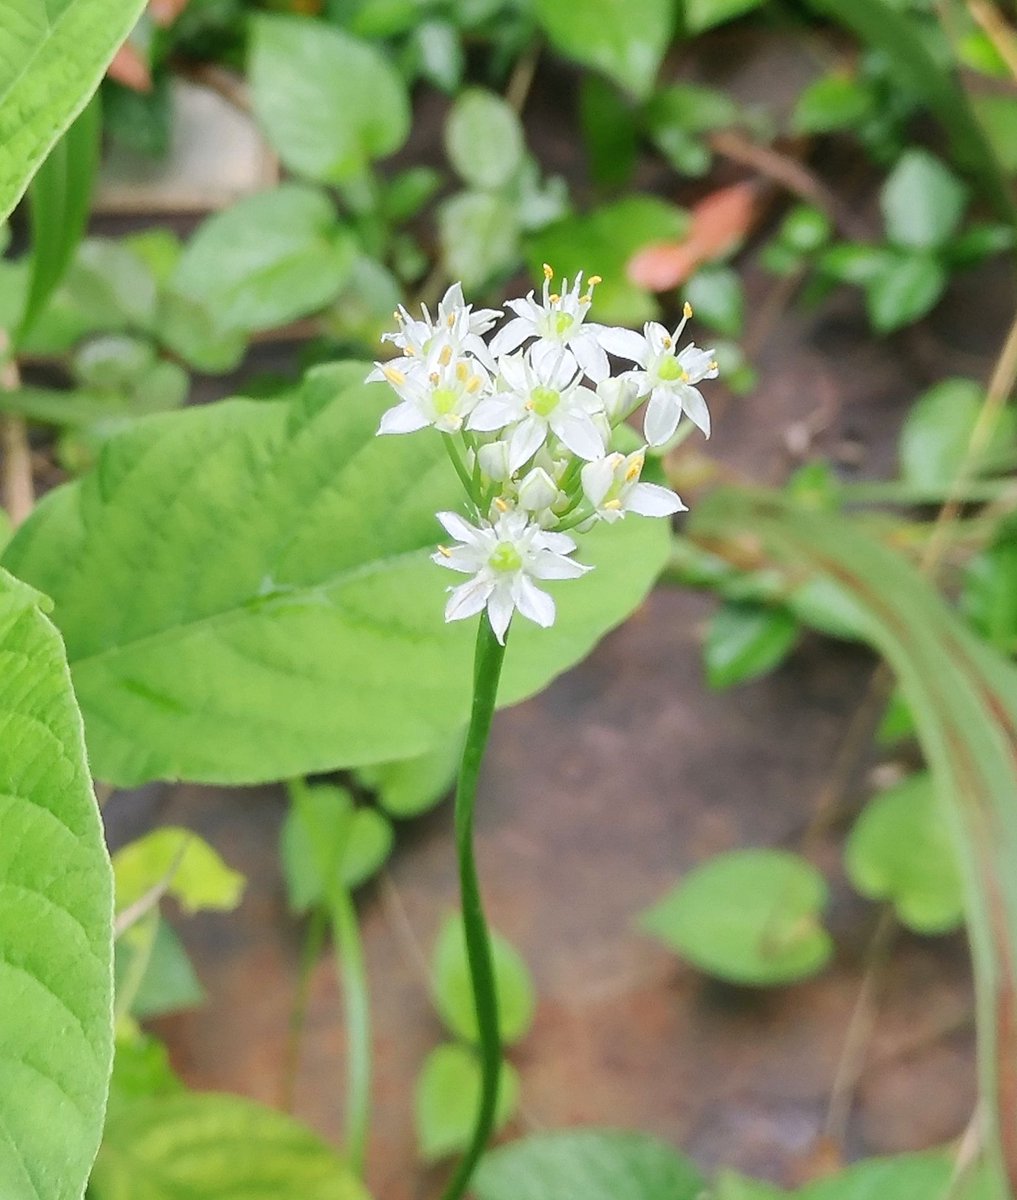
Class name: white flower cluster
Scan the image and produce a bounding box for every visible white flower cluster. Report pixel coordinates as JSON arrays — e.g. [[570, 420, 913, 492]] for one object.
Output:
[[367, 269, 718, 643]]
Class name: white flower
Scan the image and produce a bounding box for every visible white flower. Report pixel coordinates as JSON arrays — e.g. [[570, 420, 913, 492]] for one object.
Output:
[[581, 448, 687, 523], [468, 343, 605, 472], [383, 282, 501, 372], [516, 466, 560, 514], [477, 440, 512, 482], [432, 509, 591, 643], [489, 265, 616, 382], [598, 305, 717, 446], [372, 343, 491, 435]]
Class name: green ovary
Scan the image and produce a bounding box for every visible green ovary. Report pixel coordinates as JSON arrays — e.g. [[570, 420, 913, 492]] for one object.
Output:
[[553, 311, 574, 336], [432, 387, 459, 415], [530, 386, 560, 417], [656, 355, 683, 382], [489, 542, 523, 573]]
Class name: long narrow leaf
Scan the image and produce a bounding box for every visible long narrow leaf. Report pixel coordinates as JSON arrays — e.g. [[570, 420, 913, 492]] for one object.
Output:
[[691, 489, 1017, 1196], [16, 93, 101, 347], [803, 0, 1017, 230]]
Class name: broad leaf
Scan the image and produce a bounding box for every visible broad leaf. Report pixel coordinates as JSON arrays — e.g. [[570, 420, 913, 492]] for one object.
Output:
[[691, 489, 1017, 1191], [532, 0, 675, 99], [438, 191, 521, 289], [899, 378, 1015, 489], [0, 568, 113, 1199], [474, 1130, 705, 1200], [3, 366, 669, 785], [845, 773, 964, 934], [864, 252, 946, 333], [169, 184, 356, 334], [714, 1172, 788, 1199], [880, 149, 967, 250], [90, 1092, 369, 1199], [445, 89, 524, 191], [681, 0, 765, 33], [0, 0, 147, 222], [432, 912, 535, 1045], [414, 1044, 518, 1161], [640, 849, 833, 986], [703, 601, 797, 689], [250, 15, 410, 184], [798, 1151, 988, 1200], [684, 265, 744, 337], [356, 734, 463, 818], [113, 827, 245, 915]]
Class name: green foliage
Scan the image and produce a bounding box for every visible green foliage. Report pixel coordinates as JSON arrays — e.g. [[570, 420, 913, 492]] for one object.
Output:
[[0, 0, 147, 222], [439, 190, 521, 290], [90, 1092, 370, 1199], [17, 95, 101, 347], [3, 367, 669, 786], [580, 76, 638, 189], [445, 89, 525, 191], [117, 917, 206, 1020], [714, 1173, 789, 1199], [528, 196, 690, 324], [899, 378, 1015, 488], [113, 827, 246, 915], [356, 734, 464, 818], [250, 15, 410, 185], [532, 0, 675, 99], [0, 568, 113, 1200], [168, 184, 356, 335], [964, 533, 1017, 655], [864, 251, 946, 332], [432, 913, 536, 1044], [640, 849, 833, 985], [704, 601, 798, 689], [642, 83, 742, 176], [690, 490, 1017, 1189], [685, 265, 744, 337], [845, 772, 964, 933], [793, 74, 873, 134], [879, 149, 968, 250], [414, 1044, 519, 1161], [680, 0, 765, 33], [474, 1130, 705, 1200], [281, 782, 394, 911], [797, 1151, 980, 1200]]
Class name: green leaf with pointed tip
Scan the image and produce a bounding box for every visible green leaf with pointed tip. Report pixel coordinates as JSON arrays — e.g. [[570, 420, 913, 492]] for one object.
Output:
[[0, 566, 113, 1200], [113, 827, 245, 915], [532, 0, 675, 99], [474, 1130, 705, 1200], [415, 1044, 518, 1162], [0, 0, 148, 223], [880, 149, 967, 250], [117, 917, 205, 1020], [845, 773, 964, 933], [2, 365, 669, 786], [170, 184, 356, 335], [433, 912, 536, 1045], [250, 15, 410, 185], [90, 1092, 370, 1200], [704, 601, 798, 689], [864, 251, 946, 332], [640, 849, 833, 985]]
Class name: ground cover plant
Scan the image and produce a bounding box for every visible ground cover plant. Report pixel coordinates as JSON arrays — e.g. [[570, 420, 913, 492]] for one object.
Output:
[[3, 0, 1017, 1197]]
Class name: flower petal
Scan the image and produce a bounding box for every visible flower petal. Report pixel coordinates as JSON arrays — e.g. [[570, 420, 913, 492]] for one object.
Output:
[[512, 575, 556, 627], [489, 317, 532, 358], [625, 481, 687, 517], [469, 394, 522, 432], [581, 456, 617, 508], [529, 549, 591, 580], [487, 585, 515, 643], [436, 511, 483, 542], [679, 384, 711, 437], [551, 409, 605, 461], [571, 333, 610, 383], [643, 387, 680, 446], [595, 325, 649, 365], [445, 576, 493, 623], [508, 416, 548, 473], [378, 402, 430, 435]]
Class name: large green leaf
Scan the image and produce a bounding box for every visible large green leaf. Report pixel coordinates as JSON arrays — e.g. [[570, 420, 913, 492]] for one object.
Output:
[[3, 365, 669, 786], [532, 0, 675, 99], [0, 567, 113, 1199], [169, 184, 356, 335], [89, 1092, 369, 1199], [249, 15, 410, 185], [0, 0, 147, 223], [474, 1130, 705, 1200], [691, 490, 1017, 1194]]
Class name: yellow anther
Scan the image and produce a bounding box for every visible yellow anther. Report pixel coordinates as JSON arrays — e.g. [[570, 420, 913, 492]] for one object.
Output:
[[604, 499, 623, 511], [446, 313, 456, 327], [382, 365, 406, 386], [543, 262, 554, 280], [455, 360, 468, 381], [625, 456, 644, 482], [524, 399, 534, 411], [683, 301, 693, 319], [436, 544, 453, 558], [466, 375, 482, 393], [429, 371, 440, 385], [439, 344, 453, 366], [405, 345, 416, 356], [393, 309, 402, 322], [709, 360, 719, 372], [549, 293, 560, 304], [588, 275, 602, 286], [494, 496, 509, 512], [662, 335, 672, 348]]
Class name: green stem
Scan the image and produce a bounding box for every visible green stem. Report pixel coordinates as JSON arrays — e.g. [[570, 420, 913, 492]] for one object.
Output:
[[440, 613, 508, 1200], [443, 433, 479, 506], [330, 884, 371, 1178]]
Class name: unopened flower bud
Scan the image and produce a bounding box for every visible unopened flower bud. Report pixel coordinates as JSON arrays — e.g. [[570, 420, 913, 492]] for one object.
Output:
[[517, 467, 559, 512]]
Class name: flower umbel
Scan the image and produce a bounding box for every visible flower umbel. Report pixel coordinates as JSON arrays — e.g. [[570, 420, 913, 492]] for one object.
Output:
[[368, 271, 718, 641]]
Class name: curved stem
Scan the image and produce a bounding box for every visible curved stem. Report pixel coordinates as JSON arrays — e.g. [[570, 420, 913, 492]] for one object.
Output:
[[440, 613, 508, 1200], [331, 884, 371, 1178]]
